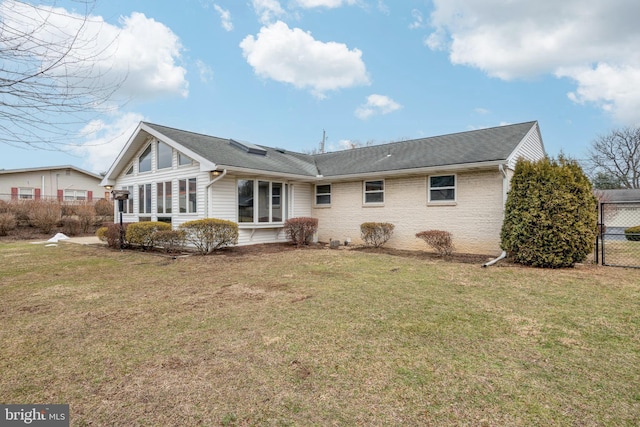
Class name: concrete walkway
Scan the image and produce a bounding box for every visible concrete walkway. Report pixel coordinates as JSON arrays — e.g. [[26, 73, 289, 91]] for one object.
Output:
[[64, 236, 105, 245]]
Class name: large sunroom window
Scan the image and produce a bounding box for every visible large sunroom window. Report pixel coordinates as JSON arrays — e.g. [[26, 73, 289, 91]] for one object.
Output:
[[157, 141, 172, 169], [139, 144, 152, 173], [238, 179, 284, 224]]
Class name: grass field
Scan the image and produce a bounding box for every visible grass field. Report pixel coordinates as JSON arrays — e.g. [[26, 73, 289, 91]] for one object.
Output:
[[1, 241, 639, 426]]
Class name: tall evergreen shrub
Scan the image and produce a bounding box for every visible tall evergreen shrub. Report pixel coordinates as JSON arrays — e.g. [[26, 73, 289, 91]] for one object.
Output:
[[500, 156, 598, 268]]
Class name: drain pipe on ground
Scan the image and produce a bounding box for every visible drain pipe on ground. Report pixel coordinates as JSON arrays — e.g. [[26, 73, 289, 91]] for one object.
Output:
[[483, 164, 509, 268]]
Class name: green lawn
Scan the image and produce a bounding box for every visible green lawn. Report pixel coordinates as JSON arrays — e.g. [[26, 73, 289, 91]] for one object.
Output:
[[1, 242, 639, 426]]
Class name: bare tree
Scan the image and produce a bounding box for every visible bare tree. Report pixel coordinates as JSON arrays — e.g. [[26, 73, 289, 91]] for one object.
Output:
[[588, 126, 640, 189], [0, 0, 124, 150]]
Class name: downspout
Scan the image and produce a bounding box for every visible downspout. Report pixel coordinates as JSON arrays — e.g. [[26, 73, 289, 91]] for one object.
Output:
[[205, 169, 227, 218], [482, 164, 508, 267]]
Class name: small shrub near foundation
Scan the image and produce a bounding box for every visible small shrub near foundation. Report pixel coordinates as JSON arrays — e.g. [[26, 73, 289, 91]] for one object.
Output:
[[360, 222, 395, 248], [180, 218, 239, 254], [98, 223, 131, 248], [126, 222, 172, 250], [0, 212, 17, 236], [153, 229, 186, 253], [416, 230, 455, 256], [284, 217, 319, 246]]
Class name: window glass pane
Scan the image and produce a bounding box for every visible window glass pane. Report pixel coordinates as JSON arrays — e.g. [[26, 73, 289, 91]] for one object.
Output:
[[125, 165, 133, 175], [430, 188, 455, 201], [165, 182, 172, 213], [238, 179, 254, 223], [189, 178, 197, 213], [258, 181, 270, 222], [179, 179, 186, 213], [139, 145, 152, 172], [157, 142, 172, 169], [272, 182, 282, 222], [157, 183, 164, 213], [317, 184, 331, 194], [431, 175, 454, 188], [145, 184, 151, 213], [178, 152, 192, 166], [365, 192, 384, 203], [316, 194, 331, 205], [365, 180, 383, 192]]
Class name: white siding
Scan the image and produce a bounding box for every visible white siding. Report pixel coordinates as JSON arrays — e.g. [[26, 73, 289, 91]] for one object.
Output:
[[209, 176, 237, 221], [291, 183, 312, 218], [507, 123, 545, 169]]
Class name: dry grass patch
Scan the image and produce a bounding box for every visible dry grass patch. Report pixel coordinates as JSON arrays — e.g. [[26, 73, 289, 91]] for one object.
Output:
[[1, 242, 639, 426]]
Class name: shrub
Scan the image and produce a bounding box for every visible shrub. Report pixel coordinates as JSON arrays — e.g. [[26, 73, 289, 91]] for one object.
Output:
[[94, 198, 114, 217], [500, 156, 598, 268], [0, 212, 17, 236], [283, 217, 318, 246], [60, 216, 81, 236], [416, 230, 454, 256], [0, 200, 9, 213], [153, 229, 187, 253], [126, 221, 172, 250], [27, 200, 62, 234], [98, 222, 131, 248], [624, 225, 640, 242], [74, 202, 96, 233], [179, 218, 239, 254], [360, 222, 395, 248]]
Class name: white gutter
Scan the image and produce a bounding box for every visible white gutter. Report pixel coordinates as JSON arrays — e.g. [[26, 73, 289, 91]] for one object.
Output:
[[483, 164, 509, 267]]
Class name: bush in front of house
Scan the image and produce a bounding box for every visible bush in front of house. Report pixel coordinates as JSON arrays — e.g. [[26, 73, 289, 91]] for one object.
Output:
[[284, 217, 319, 246], [500, 156, 598, 268], [97, 222, 131, 248], [94, 198, 114, 217], [126, 221, 172, 250], [624, 225, 640, 242], [153, 229, 187, 253], [179, 218, 239, 254], [360, 222, 395, 248], [61, 216, 81, 236], [27, 200, 62, 234], [0, 212, 17, 236], [416, 230, 454, 256]]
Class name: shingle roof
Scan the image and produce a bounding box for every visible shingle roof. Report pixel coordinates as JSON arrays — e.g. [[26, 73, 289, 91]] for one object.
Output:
[[143, 121, 538, 178]]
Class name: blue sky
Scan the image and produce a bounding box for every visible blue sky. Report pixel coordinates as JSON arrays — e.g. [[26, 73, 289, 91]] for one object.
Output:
[[2, 0, 639, 174]]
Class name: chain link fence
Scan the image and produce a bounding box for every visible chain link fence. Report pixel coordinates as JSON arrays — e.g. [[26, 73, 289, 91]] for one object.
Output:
[[598, 201, 640, 268]]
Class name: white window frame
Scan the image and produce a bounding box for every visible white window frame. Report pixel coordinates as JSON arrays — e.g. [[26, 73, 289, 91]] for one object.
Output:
[[64, 189, 87, 201], [138, 144, 152, 173], [237, 179, 286, 224], [19, 188, 34, 199], [315, 184, 331, 206], [121, 186, 134, 213], [178, 152, 194, 166], [157, 141, 173, 170], [179, 178, 197, 214], [363, 180, 384, 205], [138, 183, 152, 214], [157, 181, 172, 214], [428, 174, 456, 203]]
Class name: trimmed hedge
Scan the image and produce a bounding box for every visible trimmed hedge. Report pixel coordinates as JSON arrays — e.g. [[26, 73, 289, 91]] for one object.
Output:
[[624, 225, 640, 242], [500, 156, 598, 268], [179, 218, 238, 254], [360, 222, 395, 248], [416, 230, 454, 256], [284, 217, 318, 246], [126, 221, 172, 250], [153, 229, 187, 253]]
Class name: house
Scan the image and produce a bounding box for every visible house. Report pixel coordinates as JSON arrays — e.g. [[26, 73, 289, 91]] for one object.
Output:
[[100, 121, 546, 255], [0, 165, 107, 202], [596, 189, 640, 229]]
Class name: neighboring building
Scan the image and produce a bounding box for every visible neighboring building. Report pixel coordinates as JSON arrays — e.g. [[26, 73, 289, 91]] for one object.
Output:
[[100, 121, 546, 255], [0, 165, 106, 202], [596, 189, 640, 229]]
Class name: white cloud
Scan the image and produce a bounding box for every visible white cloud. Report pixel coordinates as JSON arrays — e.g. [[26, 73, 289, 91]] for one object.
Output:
[[293, 0, 359, 8], [355, 94, 402, 120], [409, 9, 424, 30], [0, 2, 188, 102], [70, 112, 144, 173], [252, 0, 286, 25], [195, 60, 214, 83], [213, 4, 233, 31], [240, 21, 370, 98], [426, 0, 640, 124]]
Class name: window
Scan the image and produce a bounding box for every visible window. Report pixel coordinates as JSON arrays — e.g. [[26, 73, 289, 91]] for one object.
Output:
[[18, 188, 34, 199], [178, 152, 193, 166], [139, 183, 152, 214], [125, 165, 133, 175], [238, 179, 254, 223], [157, 141, 172, 169], [139, 144, 152, 173], [315, 184, 331, 205], [238, 179, 285, 223], [364, 180, 384, 204], [64, 190, 87, 201], [179, 178, 197, 213], [122, 186, 134, 213], [157, 181, 172, 214], [429, 175, 456, 202]]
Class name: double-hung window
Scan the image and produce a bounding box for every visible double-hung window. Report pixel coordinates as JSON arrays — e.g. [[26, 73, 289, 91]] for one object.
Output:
[[429, 175, 456, 202], [138, 183, 152, 214], [238, 179, 285, 223], [364, 180, 384, 204], [179, 178, 197, 213], [315, 184, 331, 206], [64, 190, 87, 201]]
